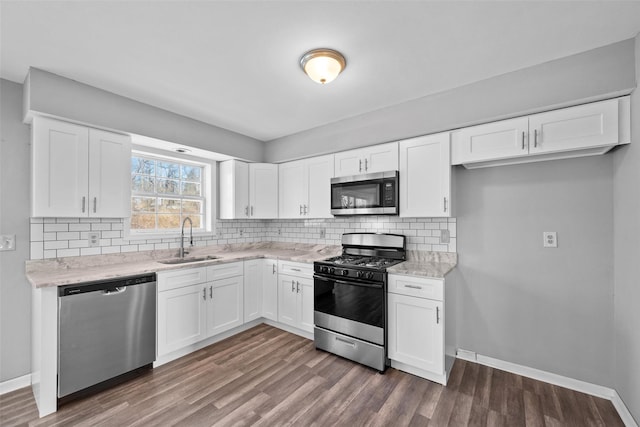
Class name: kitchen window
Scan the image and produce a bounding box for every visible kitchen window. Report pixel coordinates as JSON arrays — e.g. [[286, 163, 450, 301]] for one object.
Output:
[[130, 153, 208, 234]]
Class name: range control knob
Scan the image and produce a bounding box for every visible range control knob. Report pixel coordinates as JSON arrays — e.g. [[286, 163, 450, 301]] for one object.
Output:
[[320, 266, 329, 273], [356, 271, 365, 279], [328, 267, 335, 274], [340, 269, 349, 276], [367, 272, 375, 280]]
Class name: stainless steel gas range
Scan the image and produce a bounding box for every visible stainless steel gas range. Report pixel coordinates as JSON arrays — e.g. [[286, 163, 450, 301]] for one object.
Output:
[[313, 233, 406, 372]]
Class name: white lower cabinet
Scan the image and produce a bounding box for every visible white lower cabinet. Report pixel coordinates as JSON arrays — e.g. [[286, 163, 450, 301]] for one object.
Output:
[[387, 273, 448, 384], [157, 263, 244, 358], [262, 259, 278, 321], [243, 259, 263, 323], [277, 260, 313, 333]]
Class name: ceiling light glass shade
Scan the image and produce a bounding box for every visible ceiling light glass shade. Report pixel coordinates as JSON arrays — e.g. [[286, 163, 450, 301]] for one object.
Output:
[[300, 48, 346, 84]]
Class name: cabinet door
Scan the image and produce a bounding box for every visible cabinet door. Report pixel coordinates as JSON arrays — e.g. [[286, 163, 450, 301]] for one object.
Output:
[[306, 154, 334, 218], [262, 259, 278, 321], [334, 149, 364, 177], [31, 116, 89, 217], [297, 277, 315, 333], [219, 160, 249, 219], [249, 163, 278, 218], [206, 276, 244, 337], [362, 142, 399, 173], [157, 284, 207, 357], [529, 98, 619, 155], [278, 275, 298, 328], [452, 117, 529, 164], [388, 293, 444, 375], [278, 160, 306, 218], [400, 133, 451, 217], [88, 129, 131, 217], [243, 259, 262, 323]]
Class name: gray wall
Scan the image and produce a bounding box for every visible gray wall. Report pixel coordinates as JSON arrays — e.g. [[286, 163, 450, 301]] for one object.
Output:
[[0, 79, 32, 382], [25, 68, 264, 162], [612, 34, 640, 423], [265, 38, 636, 163], [453, 156, 615, 387]]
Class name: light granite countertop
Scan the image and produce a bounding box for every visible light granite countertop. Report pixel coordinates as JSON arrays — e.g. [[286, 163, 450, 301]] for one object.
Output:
[[25, 242, 457, 288]]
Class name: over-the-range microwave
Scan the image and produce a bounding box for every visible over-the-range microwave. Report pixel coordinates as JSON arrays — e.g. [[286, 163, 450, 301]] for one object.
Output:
[[330, 171, 399, 216]]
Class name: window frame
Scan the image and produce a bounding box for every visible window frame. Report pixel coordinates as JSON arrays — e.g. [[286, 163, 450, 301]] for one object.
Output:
[[126, 148, 215, 240]]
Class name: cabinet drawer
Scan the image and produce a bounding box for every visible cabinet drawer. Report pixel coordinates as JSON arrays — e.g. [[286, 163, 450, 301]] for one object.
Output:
[[388, 274, 443, 301], [207, 262, 243, 281], [158, 267, 207, 292], [278, 260, 313, 277]]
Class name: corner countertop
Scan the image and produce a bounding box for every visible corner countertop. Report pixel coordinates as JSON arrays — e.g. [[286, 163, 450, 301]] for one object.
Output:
[[387, 250, 458, 279], [26, 242, 342, 288], [25, 243, 458, 288]]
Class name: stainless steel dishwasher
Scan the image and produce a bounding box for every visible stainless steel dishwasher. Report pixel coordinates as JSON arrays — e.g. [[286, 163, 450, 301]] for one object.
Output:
[[58, 273, 156, 399]]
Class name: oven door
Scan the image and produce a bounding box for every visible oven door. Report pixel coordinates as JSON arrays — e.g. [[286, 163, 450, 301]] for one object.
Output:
[[330, 171, 398, 215], [314, 274, 385, 345]]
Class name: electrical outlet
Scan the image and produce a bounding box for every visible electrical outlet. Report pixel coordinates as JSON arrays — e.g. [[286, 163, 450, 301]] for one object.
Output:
[[278, 228, 282, 235], [0, 234, 16, 251], [543, 231, 558, 248], [88, 232, 100, 248], [239, 229, 244, 237], [440, 229, 450, 244], [319, 228, 326, 238]]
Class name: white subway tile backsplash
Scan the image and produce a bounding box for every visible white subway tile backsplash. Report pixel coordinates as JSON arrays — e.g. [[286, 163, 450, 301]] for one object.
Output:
[[30, 216, 456, 259]]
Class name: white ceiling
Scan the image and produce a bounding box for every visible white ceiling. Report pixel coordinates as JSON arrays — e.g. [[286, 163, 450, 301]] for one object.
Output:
[[2, 1, 640, 142]]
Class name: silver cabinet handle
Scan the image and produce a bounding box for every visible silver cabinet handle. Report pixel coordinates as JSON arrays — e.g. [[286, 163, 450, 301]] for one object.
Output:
[[82, 196, 86, 213], [291, 268, 301, 272], [359, 159, 362, 172], [272, 263, 276, 274], [299, 205, 303, 215], [335, 336, 356, 347], [443, 197, 447, 213], [522, 131, 525, 150], [251, 206, 254, 216], [203, 288, 206, 300], [296, 281, 300, 293], [209, 286, 213, 299], [245, 206, 249, 217], [436, 306, 440, 324], [364, 158, 368, 171], [405, 284, 423, 290], [93, 197, 97, 213], [534, 129, 538, 148], [291, 280, 295, 292]]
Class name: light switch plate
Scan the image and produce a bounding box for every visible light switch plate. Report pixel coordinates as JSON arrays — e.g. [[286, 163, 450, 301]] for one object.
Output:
[[0, 234, 16, 251], [543, 231, 558, 248], [319, 228, 326, 238]]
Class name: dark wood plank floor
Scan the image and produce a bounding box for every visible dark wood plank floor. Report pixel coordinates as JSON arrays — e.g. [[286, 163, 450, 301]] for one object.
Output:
[[0, 324, 624, 426]]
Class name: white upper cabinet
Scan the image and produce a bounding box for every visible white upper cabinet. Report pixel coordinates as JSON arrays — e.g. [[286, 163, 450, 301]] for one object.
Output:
[[452, 96, 630, 168], [279, 154, 333, 218], [399, 133, 451, 218], [31, 116, 131, 218], [334, 142, 398, 177], [451, 117, 529, 164], [219, 160, 278, 219]]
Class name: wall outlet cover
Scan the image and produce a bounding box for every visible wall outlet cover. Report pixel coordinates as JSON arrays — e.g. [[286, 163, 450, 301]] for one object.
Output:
[[440, 229, 450, 244], [543, 231, 558, 248], [0, 234, 16, 251], [88, 232, 100, 248], [319, 228, 326, 238]]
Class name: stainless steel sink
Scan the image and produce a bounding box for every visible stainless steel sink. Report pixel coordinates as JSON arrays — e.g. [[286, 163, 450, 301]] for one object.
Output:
[[158, 255, 219, 265]]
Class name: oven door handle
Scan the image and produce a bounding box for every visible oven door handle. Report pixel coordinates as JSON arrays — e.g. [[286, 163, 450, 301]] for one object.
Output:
[[314, 274, 383, 289]]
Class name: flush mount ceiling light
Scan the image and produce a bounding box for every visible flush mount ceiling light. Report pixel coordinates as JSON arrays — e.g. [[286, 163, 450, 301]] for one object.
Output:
[[300, 48, 346, 84]]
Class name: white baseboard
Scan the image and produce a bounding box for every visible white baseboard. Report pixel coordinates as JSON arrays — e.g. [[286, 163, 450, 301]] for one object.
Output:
[[0, 373, 31, 395], [456, 349, 638, 427]]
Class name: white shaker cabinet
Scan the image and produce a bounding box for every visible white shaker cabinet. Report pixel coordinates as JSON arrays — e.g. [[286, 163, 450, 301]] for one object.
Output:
[[334, 142, 399, 177], [243, 259, 263, 323], [278, 154, 333, 218], [399, 133, 451, 217], [452, 96, 630, 168], [277, 261, 314, 333], [219, 160, 278, 219], [262, 259, 278, 321], [31, 116, 131, 217], [387, 274, 449, 385], [205, 263, 244, 336]]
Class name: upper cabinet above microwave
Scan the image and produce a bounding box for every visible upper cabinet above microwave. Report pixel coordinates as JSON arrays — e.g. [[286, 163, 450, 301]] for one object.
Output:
[[334, 142, 399, 177], [31, 116, 131, 218], [451, 96, 630, 169]]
